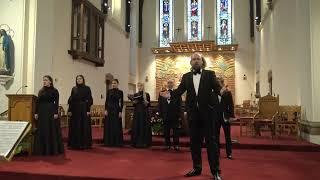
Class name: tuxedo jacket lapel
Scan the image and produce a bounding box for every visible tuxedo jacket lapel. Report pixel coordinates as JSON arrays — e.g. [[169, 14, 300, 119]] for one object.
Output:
[[198, 70, 206, 96], [189, 72, 196, 95]]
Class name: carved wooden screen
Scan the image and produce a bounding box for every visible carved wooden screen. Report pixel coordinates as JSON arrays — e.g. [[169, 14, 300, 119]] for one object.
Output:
[[155, 53, 235, 100], [69, 0, 105, 66]]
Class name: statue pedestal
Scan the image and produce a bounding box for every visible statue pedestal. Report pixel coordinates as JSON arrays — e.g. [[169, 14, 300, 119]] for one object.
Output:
[[0, 75, 13, 85]]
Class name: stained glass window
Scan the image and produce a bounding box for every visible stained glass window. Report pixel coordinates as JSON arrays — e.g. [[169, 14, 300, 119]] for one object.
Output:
[[216, 0, 232, 45], [187, 0, 202, 41], [159, 0, 173, 47]]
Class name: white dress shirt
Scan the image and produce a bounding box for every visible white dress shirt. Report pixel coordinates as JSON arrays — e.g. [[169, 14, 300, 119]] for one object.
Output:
[[193, 69, 202, 96], [167, 89, 173, 104]]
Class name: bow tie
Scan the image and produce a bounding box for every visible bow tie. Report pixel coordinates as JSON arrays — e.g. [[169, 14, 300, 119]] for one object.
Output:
[[192, 69, 201, 75]]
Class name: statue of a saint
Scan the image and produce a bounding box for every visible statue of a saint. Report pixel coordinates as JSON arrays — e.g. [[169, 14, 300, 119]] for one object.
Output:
[[0, 29, 13, 75]]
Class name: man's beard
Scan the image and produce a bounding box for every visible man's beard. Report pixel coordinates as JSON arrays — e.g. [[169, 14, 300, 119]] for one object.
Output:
[[192, 64, 201, 71]]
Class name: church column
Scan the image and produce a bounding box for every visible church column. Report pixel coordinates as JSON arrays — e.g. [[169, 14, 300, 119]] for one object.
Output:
[[22, 0, 55, 94], [22, 0, 37, 94], [129, 0, 139, 88], [306, 0, 320, 144], [32, 0, 55, 92], [298, 0, 320, 144]]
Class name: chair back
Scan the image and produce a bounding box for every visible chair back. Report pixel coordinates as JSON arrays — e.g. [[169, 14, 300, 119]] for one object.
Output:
[[257, 94, 279, 119], [242, 100, 251, 108]]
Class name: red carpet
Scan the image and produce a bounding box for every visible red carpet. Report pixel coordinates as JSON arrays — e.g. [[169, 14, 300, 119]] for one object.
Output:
[[1, 127, 320, 180], [1, 145, 320, 180], [62, 126, 320, 152]]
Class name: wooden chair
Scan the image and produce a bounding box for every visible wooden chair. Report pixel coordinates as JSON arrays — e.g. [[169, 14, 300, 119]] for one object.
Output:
[[252, 95, 279, 138], [58, 106, 69, 128], [242, 100, 251, 109], [90, 105, 105, 127], [236, 105, 258, 136], [275, 106, 300, 137]]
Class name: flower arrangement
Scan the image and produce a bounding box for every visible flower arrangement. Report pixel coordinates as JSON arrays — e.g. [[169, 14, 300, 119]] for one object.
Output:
[[150, 112, 163, 135]]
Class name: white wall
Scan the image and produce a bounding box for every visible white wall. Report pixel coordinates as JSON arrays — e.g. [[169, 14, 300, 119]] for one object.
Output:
[[255, 0, 320, 144], [139, 0, 158, 100], [104, 19, 131, 99], [49, 0, 130, 106], [0, 0, 131, 113], [203, 0, 215, 40], [234, 0, 255, 105], [256, 0, 311, 107], [16, 0, 130, 107], [174, 0, 185, 42], [0, 0, 26, 113], [140, 0, 255, 104]]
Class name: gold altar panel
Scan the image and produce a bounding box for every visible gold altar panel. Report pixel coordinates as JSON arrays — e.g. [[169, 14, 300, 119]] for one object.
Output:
[[155, 53, 235, 100]]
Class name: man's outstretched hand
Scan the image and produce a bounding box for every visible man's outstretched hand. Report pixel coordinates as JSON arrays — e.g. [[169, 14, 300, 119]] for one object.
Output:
[[159, 91, 170, 99]]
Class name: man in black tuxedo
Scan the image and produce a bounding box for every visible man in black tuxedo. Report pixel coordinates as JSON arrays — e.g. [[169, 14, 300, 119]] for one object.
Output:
[[160, 53, 224, 180], [158, 80, 182, 150], [216, 77, 235, 160]]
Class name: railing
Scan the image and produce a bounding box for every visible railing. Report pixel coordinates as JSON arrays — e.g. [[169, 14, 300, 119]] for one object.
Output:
[[0, 110, 8, 120]]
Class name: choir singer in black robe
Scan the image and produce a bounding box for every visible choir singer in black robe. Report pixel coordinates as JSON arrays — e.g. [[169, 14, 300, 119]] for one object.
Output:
[[216, 77, 235, 160], [158, 79, 182, 150], [104, 79, 124, 147], [68, 75, 93, 150], [160, 53, 224, 180], [129, 82, 152, 148], [33, 75, 64, 155]]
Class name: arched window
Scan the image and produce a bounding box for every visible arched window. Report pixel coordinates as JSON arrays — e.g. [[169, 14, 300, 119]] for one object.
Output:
[[187, 0, 202, 41], [216, 0, 232, 45], [159, 0, 173, 47]]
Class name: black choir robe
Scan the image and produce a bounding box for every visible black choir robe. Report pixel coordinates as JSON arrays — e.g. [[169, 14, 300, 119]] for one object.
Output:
[[104, 88, 124, 146], [130, 91, 152, 148], [33, 86, 64, 155], [68, 84, 93, 149], [216, 90, 235, 156]]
